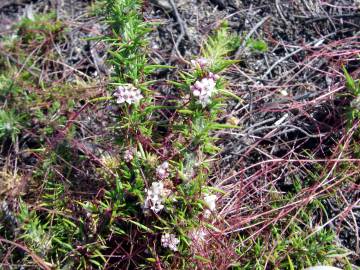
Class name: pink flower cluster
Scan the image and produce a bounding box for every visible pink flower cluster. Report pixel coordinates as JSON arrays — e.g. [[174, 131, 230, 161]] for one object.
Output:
[[114, 85, 143, 104], [191, 73, 220, 107]]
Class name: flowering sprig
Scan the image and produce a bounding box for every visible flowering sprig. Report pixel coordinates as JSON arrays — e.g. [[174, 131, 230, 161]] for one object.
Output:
[[113, 85, 143, 105], [156, 161, 169, 179], [161, 233, 180, 252], [144, 181, 171, 213], [191, 72, 220, 107], [123, 148, 135, 162]]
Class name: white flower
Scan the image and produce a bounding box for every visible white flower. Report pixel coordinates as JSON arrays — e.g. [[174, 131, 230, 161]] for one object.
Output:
[[190, 229, 207, 243], [156, 161, 169, 179], [123, 149, 135, 162], [190, 73, 219, 107], [191, 58, 209, 69], [208, 72, 220, 81], [113, 85, 143, 105], [161, 233, 180, 251], [144, 181, 170, 213], [203, 194, 217, 218]]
